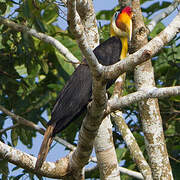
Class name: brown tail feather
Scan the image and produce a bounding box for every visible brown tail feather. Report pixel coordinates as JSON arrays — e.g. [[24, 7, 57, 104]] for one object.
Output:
[[35, 123, 55, 170]]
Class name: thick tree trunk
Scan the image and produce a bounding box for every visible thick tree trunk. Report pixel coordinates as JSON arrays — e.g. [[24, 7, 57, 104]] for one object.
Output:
[[131, 0, 173, 179]]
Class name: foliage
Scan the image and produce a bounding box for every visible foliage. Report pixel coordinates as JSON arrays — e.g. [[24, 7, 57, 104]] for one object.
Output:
[[0, 0, 179, 179]]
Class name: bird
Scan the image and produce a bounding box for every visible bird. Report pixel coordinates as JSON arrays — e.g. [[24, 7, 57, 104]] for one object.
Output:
[[110, 6, 132, 59], [35, 6, 132, 170]]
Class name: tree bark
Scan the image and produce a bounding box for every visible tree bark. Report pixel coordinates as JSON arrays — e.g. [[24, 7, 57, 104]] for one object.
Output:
[[94, 115, 120, 180], [131, 0, 174, 179], [111, 73, 152, 179]]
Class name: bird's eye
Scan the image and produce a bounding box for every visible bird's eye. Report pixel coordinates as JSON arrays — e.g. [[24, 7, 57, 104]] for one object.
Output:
[[114, 11, 119, 20]]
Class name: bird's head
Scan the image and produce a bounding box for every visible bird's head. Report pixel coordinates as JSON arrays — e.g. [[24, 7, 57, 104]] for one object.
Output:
[[110, 6, 132, 41]]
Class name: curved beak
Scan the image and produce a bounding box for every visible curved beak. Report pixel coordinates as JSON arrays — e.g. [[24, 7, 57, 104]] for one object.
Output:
[[127, 18, 132, 41], [116, 13, 132, 41]]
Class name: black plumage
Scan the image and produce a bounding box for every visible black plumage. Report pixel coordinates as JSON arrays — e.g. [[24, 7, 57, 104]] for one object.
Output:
[[36, 36, 122, 169], [48, 36, 122, 134]]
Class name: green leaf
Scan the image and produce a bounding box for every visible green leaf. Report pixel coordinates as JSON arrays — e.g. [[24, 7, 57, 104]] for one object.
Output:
[[55, 50, 74, 76], [11, 129, 18, 147], [47, 83, 62, 91], [170, 95, 180, 102], [55, 34, 82, 60], [27, 61, 41, 78], [15, 64, 27, 76], [133, 132, 145, 147], [165, 122, 176, 136], [41, 60, 49, 74], [116, 148, 127, 162], [142, 2, 171, 14], [0, 159, 9, 177], [19, 128, 28, 145], [23, 0, 30, 18], [150, 22, 165, 38], [43, 5, 58, 25], [34, 18, 46, 33], [0, 2, 7, 14], [96, 10, 114, 20]]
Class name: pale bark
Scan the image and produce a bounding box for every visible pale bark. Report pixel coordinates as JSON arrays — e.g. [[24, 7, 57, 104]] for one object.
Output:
[[0, 86, 179, 178], [67, 0, 102, 76], [76, 0, 99, 48], [0, 140, 69, 178], [0, 137, 145, 179], [118, 0, 131, 7], [85, 165, 144, 180], [118, 167, 143, 180], [131, 0, 174, 179], [107, 86, 180, 114], [147, 0, 179, 32], [67, 1, 105, 179], [112, 112, 153, 179], [61, 0, 67, 6], [94, 115, 120, 180], [111, 73, 152, 179], [1, 12, 180, 81]]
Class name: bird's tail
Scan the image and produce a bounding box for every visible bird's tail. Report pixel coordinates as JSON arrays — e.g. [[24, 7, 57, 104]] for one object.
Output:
[[35, 123, 55, 170]]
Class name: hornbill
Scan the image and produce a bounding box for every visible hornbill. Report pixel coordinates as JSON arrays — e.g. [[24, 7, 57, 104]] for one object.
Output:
[[35, 6, 132, 169]]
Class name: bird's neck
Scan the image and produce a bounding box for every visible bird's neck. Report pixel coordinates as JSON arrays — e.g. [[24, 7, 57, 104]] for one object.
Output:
[[120, 36, 128, 60]]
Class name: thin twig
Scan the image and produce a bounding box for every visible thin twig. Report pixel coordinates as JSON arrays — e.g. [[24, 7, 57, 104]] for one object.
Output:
[[169, 155, 180, 163], [118, 167, 144, 180], [0, 16, 79, 68], [0, 123, 19, 134], [0, 105, 75, 151], [85, 165, 144, 180]]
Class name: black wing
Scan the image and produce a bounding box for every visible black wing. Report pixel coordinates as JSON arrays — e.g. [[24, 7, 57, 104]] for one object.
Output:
[[48, 36, 122, 134]]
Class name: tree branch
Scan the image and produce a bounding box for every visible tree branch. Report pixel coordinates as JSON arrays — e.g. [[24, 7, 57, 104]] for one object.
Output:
[[67, 0, 103, 77], [0, 140, 69, 178], [67, 1, 108, 179], [131, 1, 174, 178], [76, 0, 99, 49], [111, 73, 152, 179], [112, 112, 152, 179], [65, 4, 180, 178], [0, 16, 79, 68], [0, 105, 44, 134], [147, 0, 179, 32], [0, 138, 144, 179], [0, 105, 76, 151], [1, 2, 179, 179], [85, 165, 144, 180], [118, 167, 144, 180], [61, 0, 67, 6], [0, 123, 19, 134], [107, 86, 180, 114]]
